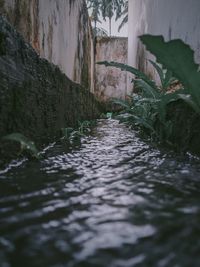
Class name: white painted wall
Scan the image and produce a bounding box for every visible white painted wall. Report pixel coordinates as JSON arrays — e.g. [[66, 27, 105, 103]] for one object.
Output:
[[128, 0, 200, 71], [0, 0, 94, 91], [39, 1, 80, 80]]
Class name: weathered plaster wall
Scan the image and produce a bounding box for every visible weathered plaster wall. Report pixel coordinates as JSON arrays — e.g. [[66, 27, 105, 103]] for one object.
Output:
[[0, 0, 94, 91], [95, 37, 128, 104], [0, 16, 101, 165], [128, 0, 200, 78]]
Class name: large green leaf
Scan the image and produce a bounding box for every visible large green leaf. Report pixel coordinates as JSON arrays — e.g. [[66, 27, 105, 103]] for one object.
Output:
[[148, 60, 176, 91], [178, 94, 200, 115], [132, 114, 156, 133], [140, 35, 200, 106], [112, 98, 131, 109], [163, 70, 176, 90], [148, 60, 165, 87], [3, 133, 39, 158], [97, 61, 158, 91], [134, 79, 160, 99]]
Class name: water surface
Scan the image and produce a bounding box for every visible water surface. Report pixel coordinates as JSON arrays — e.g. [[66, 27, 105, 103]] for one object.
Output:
[[0, 120, 200, 267]]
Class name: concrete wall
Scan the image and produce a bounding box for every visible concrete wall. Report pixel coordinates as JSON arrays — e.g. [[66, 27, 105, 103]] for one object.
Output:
[[0, 16, 101, 165], [95, 37, 128, 104], [0, 0, 94, 91], [128, 0, 200, 78]]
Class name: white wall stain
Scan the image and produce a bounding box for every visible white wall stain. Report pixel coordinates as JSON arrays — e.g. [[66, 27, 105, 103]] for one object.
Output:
[[95, 37, 128, 103]]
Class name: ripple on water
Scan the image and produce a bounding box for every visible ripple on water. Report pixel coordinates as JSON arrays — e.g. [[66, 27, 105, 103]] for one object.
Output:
[[0, 119, 200, 267]]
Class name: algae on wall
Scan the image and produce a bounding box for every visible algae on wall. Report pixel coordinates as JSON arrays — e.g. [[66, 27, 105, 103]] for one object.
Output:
[[0, 0, 94, 91]]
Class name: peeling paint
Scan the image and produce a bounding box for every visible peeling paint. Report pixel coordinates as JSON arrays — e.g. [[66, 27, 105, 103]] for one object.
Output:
[[95, 37, 128, 103]]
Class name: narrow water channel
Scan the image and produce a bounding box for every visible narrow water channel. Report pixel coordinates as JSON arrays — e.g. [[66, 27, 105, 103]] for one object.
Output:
[[0, 119, 200, 267]]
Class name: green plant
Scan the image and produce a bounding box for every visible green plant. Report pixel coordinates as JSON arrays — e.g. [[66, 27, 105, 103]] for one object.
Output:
[[61, 120, 97, 143], [97, 59, 181, 141], [97, 61, 158, 91], [61, 127, 74, 139], [61, 127, 84, 144], [106, 112, 113, 119], [114, 94, 170, 140], [140, 35, 200, 114], [87, 0, 127, 36], [78, 120, 92, 134], [2, 133, 39, 159], [148, 60, 176, 92], [101, 0, 126, 36], [93, 27, 108, 37], [97, 35, 200, 145], [118, 0, 128, 32]]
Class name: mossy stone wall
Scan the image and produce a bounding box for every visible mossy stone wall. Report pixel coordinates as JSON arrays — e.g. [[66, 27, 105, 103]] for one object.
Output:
[[0, 16, 101, 165]]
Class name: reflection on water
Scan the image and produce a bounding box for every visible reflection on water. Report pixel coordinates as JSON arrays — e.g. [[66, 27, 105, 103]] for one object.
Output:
[[0, 120, 200, 267]]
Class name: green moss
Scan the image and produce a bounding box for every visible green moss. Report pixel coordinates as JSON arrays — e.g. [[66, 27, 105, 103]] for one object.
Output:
[[81, 38, 90, 89], [82, 65, 89, 89], [0, 0, 5, 9], [0, 32, 6, 55]]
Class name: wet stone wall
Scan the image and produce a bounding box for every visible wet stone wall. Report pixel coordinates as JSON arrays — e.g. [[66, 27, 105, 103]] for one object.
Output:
[[0, 16, 101, 164]]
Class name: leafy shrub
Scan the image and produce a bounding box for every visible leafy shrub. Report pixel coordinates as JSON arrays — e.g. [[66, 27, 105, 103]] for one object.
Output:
[[97, 59, 181, 141], [140, 35, 200, 114], [97, 35, 200, 144], [61, 120, 97, 143], [2, 133, 39, 158]]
